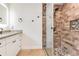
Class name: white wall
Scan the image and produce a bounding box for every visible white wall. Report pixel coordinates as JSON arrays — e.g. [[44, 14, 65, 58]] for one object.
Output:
[[46, 3, 53, 48], [9, 3, 42, 49]]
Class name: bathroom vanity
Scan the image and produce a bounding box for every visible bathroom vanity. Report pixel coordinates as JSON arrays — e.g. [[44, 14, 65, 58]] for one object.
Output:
[[0, 30, 22, 56]]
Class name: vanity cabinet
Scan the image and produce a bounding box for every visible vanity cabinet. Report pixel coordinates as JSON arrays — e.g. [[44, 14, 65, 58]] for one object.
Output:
[[0, 33, 21, 56]]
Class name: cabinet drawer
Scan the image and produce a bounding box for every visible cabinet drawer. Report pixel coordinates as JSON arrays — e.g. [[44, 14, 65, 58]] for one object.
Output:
[[6, 36, 16, 44], [0, 46, 6, 56], [6, 34, 21, 44], [0, 39, 5, 47], [13, 34, 21, 40]]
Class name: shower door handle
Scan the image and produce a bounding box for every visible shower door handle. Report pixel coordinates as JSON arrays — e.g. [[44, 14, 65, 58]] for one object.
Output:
[[53, 27, 56, 31], [51, 27, 53, 29]]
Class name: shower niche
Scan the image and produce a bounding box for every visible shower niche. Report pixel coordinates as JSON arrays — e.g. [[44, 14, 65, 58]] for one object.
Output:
[[70, 19, 79, 30]]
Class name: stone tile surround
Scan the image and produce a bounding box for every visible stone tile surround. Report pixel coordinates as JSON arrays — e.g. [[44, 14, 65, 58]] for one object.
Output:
[[54, 3, 79, 56]]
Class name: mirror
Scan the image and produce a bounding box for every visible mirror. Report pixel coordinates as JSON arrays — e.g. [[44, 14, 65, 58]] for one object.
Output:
[[0, 3, 9, 28]]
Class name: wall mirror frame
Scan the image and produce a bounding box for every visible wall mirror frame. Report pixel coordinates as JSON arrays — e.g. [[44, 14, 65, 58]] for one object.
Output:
[[0, 3, 9, 28]]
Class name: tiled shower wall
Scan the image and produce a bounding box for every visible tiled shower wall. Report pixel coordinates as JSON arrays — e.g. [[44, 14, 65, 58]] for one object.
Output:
[[54, 3, 79, 56]]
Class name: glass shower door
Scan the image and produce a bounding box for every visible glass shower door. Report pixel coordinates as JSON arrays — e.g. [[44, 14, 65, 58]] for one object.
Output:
[[45, 3, 53, 56]]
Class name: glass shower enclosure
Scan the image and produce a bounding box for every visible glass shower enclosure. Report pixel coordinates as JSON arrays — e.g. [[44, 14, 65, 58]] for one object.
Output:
[[42, 3, 53, 56]]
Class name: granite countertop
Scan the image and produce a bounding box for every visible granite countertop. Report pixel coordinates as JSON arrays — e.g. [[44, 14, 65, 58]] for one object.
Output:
[[0, 30, 22, 39]]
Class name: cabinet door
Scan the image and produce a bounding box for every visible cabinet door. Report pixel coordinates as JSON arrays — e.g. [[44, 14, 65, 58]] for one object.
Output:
[[6, 34, 21, 56], [6, 39, 17, 56], [15, 41, 21, 55], [0, 46, 6, 56], [6, 43, 16, 56], [14, 34, 21, 55], [6, 37, 21, 56]]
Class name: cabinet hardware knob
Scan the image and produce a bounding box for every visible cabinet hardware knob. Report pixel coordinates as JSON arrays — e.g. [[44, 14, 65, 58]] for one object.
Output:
[[0, 43, 1, 45], [13, 40, 16, 43]]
